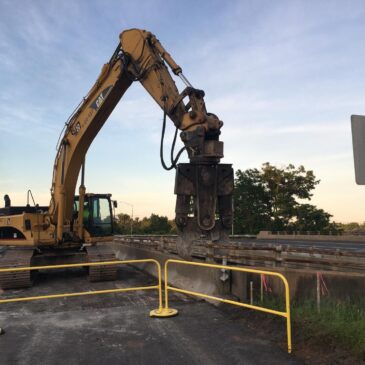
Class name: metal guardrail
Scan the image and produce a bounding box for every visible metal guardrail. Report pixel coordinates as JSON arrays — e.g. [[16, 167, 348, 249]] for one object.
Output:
[[0, 259, 163, 314], [160, 259, 292, 354]]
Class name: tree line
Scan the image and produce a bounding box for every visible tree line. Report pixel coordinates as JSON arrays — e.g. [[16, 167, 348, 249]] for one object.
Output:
[[114, 213, 176, 235], [115, 162, 358, 235]]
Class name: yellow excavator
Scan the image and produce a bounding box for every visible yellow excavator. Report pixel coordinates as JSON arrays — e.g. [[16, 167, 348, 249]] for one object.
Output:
[[0, 29, 233, 289]]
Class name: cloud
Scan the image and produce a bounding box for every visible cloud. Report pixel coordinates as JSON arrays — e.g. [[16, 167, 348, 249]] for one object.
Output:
[[1, 1, 365, 221]]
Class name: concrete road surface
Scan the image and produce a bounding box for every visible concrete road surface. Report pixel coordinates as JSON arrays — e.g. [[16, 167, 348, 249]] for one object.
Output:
[[0, 266, 304, 365]]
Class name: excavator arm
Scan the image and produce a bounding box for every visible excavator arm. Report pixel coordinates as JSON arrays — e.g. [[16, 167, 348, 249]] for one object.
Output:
[[49, 28, 233, 257]]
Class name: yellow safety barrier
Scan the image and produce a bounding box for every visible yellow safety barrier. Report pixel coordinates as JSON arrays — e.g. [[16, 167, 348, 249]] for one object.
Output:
[[0, 259, 163, 317], [158, 259, 292, 354]]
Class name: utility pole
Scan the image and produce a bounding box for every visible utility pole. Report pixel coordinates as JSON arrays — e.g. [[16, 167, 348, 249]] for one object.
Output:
[[231, 196, 234, 236]]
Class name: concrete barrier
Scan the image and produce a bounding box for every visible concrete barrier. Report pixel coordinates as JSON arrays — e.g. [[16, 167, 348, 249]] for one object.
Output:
[[112, 238, 365, 303]]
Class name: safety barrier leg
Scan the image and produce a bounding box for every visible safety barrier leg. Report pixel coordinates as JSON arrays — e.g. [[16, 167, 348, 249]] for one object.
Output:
[[150, 259, 178, 318], [284, 279, 292, 354]]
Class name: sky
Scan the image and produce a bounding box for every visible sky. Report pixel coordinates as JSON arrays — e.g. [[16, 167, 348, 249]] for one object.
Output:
[[1, 0, 365, 223]]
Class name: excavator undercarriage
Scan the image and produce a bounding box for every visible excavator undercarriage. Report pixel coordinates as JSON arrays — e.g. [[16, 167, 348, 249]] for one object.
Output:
[[0, 245, 117, 289], [0, 249, 33, 289]]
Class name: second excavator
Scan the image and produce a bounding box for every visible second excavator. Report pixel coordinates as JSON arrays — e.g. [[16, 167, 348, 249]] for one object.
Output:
[[0, 28, 234, 288]]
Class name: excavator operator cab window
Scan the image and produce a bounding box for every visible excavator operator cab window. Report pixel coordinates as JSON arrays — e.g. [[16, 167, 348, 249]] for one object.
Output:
[[73, 195, 113, 237], [83, 200, 90, 226], [87, 196, 113, 236]]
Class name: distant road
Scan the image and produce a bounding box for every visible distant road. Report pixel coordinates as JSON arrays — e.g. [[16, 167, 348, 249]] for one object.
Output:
[[239, 237, 365, 253]]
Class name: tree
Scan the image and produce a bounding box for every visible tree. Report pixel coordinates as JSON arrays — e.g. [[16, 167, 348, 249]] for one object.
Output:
[[233, 168, 271, 234], [336, 222, 365, 234], [260, 163, 320, 230], [233, 163, 336, 234], [144, 214, 172, 234], [288, 204, 334, 232], [114, 213, 175, 234], [115, 213, 133, 234]]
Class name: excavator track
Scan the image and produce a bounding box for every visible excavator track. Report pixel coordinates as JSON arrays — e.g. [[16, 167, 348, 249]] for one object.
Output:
[[0, 249, 34, 289], [86, 245, 117, 282]]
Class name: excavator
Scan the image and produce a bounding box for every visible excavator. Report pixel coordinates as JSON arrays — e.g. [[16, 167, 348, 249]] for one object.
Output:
[[0, 28, 234, 289]]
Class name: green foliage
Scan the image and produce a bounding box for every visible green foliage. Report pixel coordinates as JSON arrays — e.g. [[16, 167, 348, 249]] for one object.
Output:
[[233, 168, 271, 234], [288, 204, 338, 232], [292, 299, 365, 358], [115, 213, 133, 234], [144, 214, 172, 234], [234, 162, 338, 234], [337, 221, 365, 233], [114, 213, 175, 234], [259, 296, 365, 358]]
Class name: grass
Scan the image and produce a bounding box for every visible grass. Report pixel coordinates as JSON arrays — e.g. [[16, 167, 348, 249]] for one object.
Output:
[[292, 298, 365, 358], [260, 296, 365, 358]]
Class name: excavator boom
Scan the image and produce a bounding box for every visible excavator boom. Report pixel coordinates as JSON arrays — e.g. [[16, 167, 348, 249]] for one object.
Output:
[[1, 28, 234, 259]]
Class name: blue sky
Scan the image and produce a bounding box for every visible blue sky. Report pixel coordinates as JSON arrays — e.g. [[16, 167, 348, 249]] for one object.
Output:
[[1, 0, 365, 222]]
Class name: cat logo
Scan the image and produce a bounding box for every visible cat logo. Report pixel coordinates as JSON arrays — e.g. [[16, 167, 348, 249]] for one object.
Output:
[[71, 122, 81, 136], [90, 86, 113, 110]]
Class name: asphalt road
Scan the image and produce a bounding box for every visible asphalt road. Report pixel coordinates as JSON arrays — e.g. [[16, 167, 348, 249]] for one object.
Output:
[[234, 237, 365, 253], [0, 265, 303, 365]]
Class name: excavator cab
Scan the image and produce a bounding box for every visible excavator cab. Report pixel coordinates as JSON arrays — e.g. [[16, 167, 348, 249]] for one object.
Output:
[[73, 194, 114, 237]]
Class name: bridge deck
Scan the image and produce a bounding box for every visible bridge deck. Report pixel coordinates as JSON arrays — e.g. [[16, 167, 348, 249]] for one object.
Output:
[[0, 265, 302, 365]]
